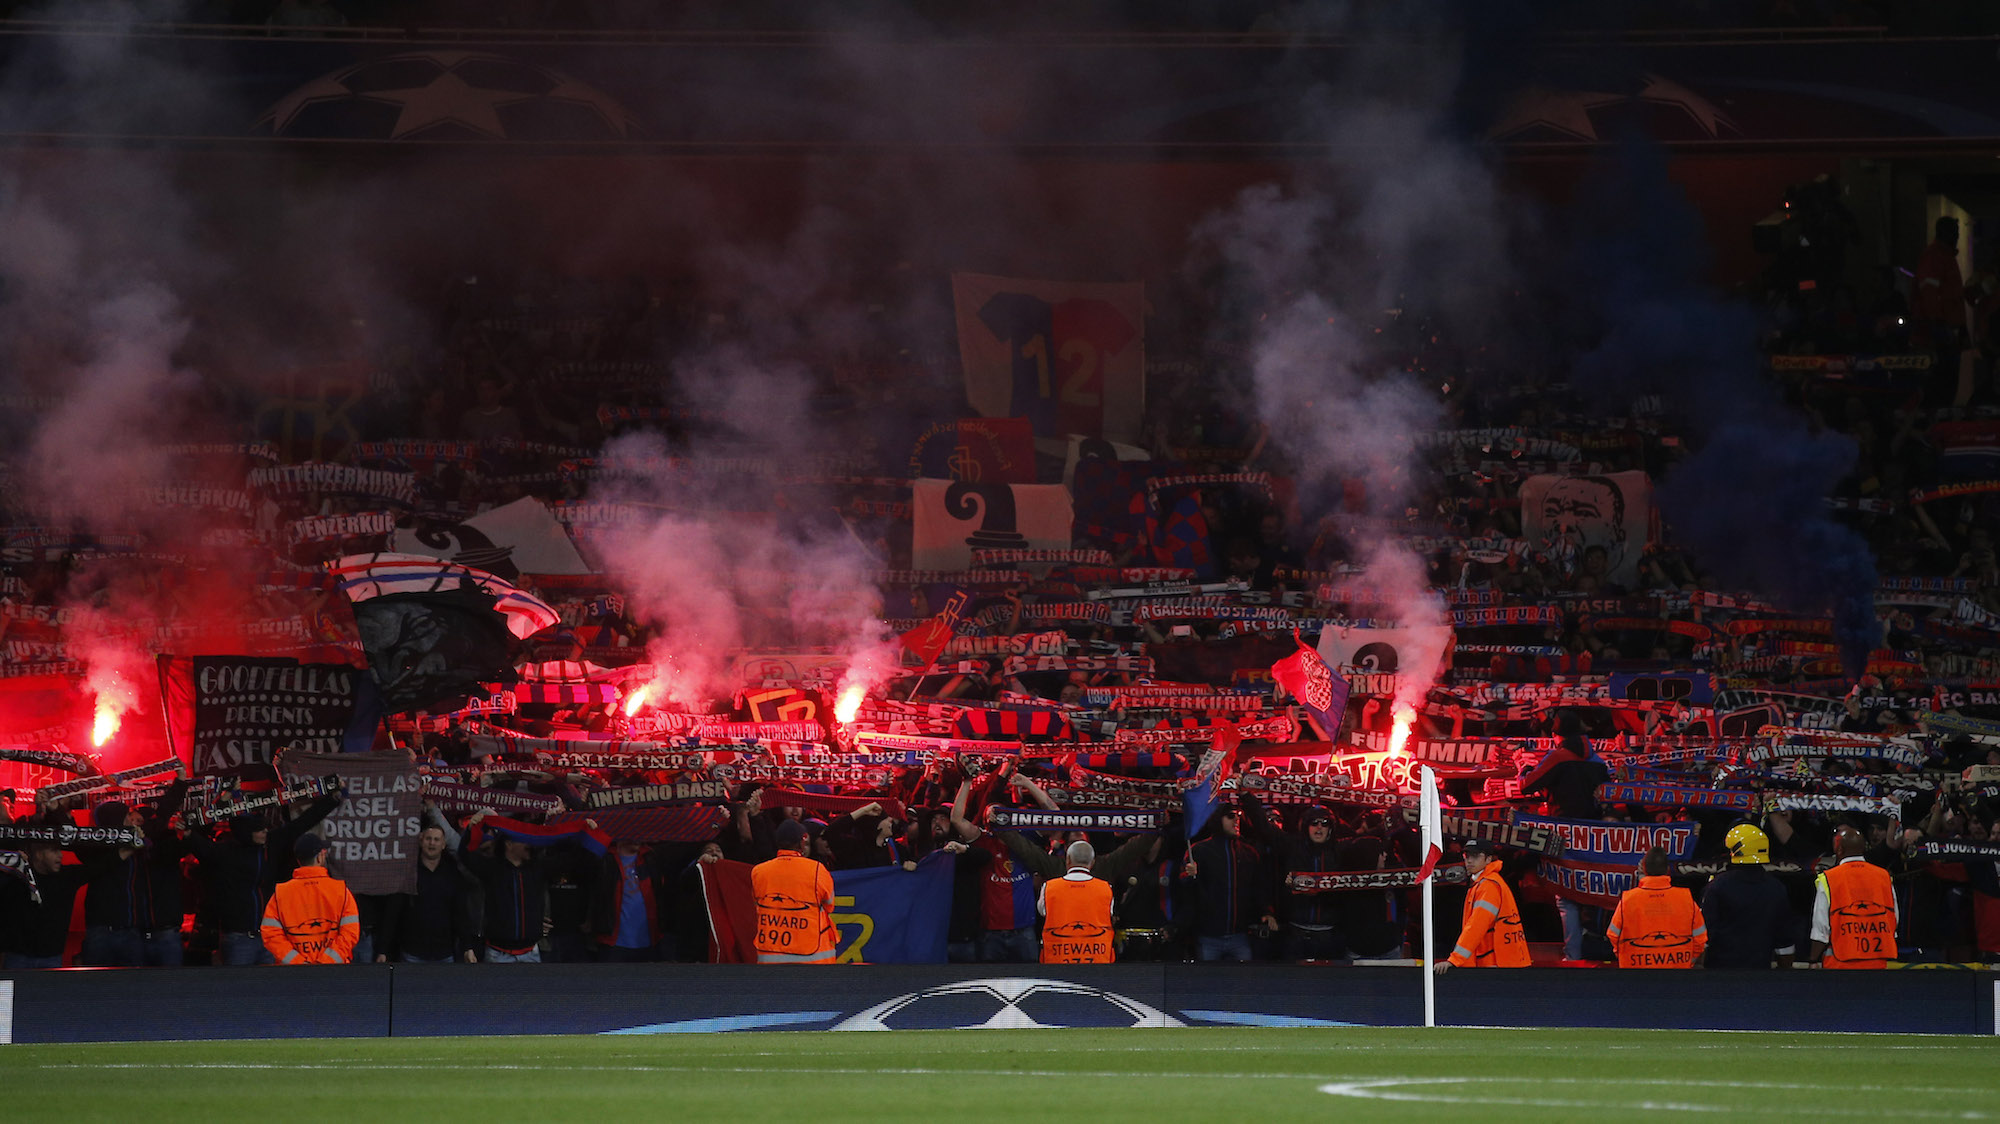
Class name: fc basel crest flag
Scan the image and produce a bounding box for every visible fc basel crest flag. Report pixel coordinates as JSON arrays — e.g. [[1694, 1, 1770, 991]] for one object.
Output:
[[1271, 633, 1350, 739]]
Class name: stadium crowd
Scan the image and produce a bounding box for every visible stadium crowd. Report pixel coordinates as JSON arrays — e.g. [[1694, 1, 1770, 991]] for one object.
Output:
[[4, 171, 2000, 973]]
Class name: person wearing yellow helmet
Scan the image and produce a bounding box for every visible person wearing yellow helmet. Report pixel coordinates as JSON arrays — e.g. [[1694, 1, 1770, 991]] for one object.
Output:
[[1699, 823, 1797, 970]]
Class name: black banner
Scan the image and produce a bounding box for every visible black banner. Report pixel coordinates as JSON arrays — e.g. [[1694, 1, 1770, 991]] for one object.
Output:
[[0, 823, 144, 848], [185, 657, 370, 773]]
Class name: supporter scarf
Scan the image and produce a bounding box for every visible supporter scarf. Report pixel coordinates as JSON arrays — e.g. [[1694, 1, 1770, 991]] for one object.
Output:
[[853, 731, 1023, 756], [248, 463, 416, 505], [1766, 792, 1904, 818], [755, 789, 906, 821], [533, 748, 713, 771], [41, 757, 182, 802], [162, 440, 280, 461], [1400, 807, 1568, 856], [179, 775, 344, 827], [549, 804, 730, 844], [1097, 688, 1267, 712], [1236, 772, 1408, 809], [971, 548, 1113, 567], [1922, 712, 2000, 739], [1000, 653, 1150, 677], [1287, 866, 1458, 891], [1910, 480, 2000, 504], [1453, 605, 1562, 628], [1114, 714, 1294, 745], [687, 721, 825, 745], [874, 569, 1031, 587], [471, 732, 707, 766], [1134, 600, 1289, 623], [0, 823, 144, 848], [349, 438, 478, 465], [1743, 737, 1928, 769], [730, 762, 898, 788], [1676, 859, 1807, 876], [1880, 576, 1975, 594], [470, 815, 610, 856], [286, 511, 396, 546], [1143, 470, 1272, 500], [1909, 841, 2000, 863], [142, 485, 251, 514], [0, 851, 39, 903], [986, 808, 1162, 832], [1064, 765, 1183, 806], [582, 778, 731, 809], [1087, 580, 1249, 602], [1595, 782, 1758, 812], [420, 780, 565, 819], [0, 746, 96, 774]]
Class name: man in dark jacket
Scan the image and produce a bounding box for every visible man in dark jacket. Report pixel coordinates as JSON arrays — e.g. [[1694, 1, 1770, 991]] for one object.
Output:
[[1182, 804, 1278, 961], [381, 813, 477, 963], [589, 835, 664, 962], [462, 810, 552, 962], [81, 783, 190, 967], [0, 842, 89, 968], [1242, 797, 1345, 960], [187, 789, 342, 966]]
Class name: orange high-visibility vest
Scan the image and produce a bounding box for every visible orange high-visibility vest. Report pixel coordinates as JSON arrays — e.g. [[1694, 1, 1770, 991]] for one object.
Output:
[[1608, 874, 1707, 968], [752, 851, 836, 962], [1821, 860, 1897, 969], [261, 867, 361, 965], [1448, 864, 1530, 968], [1041, 875, 1114, 964]]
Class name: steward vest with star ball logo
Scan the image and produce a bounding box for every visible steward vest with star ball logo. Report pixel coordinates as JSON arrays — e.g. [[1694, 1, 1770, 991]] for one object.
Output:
[[752, 851, 836, 961], [1041, 875, 1114, 964]]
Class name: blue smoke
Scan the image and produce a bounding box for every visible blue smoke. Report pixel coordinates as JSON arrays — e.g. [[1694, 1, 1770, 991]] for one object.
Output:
[[1563, 137, 1878, 677]]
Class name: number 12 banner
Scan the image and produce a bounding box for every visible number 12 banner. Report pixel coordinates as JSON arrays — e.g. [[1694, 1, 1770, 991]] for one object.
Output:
[[952, 272, 1146, 443]]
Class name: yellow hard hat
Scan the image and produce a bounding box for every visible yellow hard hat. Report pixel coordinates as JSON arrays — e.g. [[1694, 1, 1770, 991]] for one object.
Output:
[[1725, 823, 1770, 865]]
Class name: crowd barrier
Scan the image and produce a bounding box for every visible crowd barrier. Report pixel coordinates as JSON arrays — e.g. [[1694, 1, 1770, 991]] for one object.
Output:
[[3, 965, 1995, 1043]]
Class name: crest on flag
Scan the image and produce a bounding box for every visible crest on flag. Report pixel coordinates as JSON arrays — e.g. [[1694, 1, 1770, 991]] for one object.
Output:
[[1270, 633, 1349, 738]]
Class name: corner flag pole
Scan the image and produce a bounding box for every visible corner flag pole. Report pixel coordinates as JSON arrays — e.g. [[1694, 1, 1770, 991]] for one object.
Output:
[[1418, 764, 1442, 1029]]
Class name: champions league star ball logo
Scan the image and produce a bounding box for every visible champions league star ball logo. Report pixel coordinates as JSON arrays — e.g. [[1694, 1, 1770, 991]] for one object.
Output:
[[259, 51, 639, 141], [831, 978, 1184, 1031]]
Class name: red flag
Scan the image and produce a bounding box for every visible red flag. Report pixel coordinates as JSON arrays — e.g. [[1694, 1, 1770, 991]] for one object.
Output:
[[699, 858, 758, 963], [1270, 632, 1349, 739], [898, 590, 968, 666]]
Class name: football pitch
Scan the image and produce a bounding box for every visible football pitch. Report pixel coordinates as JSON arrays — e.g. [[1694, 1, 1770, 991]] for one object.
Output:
[[7, 1028, 2000, 1122]]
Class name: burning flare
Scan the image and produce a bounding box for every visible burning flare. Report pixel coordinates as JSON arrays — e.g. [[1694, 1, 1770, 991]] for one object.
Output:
[[1386, 703, 1417, 757], [91, 699, 122, 747], [621, 682, 655, 717], [833, 683, 865, 725]]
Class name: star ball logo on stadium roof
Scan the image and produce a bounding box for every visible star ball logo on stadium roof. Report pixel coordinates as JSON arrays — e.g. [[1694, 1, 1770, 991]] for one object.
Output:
[[258, 51, 640, 141]]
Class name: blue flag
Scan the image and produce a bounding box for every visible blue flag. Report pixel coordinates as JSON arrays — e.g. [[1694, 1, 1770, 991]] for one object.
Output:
[[831, 851, 953, 964]]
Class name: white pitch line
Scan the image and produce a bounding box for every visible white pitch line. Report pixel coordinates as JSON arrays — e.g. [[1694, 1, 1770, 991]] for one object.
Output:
[[1316, 1076, 1994, 1118], [30, 1060, 2000, 1105]]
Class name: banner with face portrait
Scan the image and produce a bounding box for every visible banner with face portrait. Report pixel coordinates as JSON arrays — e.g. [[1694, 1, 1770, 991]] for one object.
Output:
[[1520, 471, 1653, 588]]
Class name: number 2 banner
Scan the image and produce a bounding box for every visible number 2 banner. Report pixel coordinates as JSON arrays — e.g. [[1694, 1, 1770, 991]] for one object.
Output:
[[952, 272, 1147, 444]]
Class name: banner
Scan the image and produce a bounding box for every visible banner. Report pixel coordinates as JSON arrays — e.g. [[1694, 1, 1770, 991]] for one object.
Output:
[[1318, 624, 1453, 682], [911, 479, 1074, 572], [1524, 813, 1698, 909], [1520, 470, 1652, 587], [907, 417, 1037, 485], [951, 273, 1146, 442], [161, 656, 380, 775], [279, 750, 422, 895], [389, 496, 591, 579]]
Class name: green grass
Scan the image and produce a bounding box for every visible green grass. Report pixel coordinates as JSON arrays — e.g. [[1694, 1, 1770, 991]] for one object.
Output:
[[7, 1027, 2000, 1122]]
